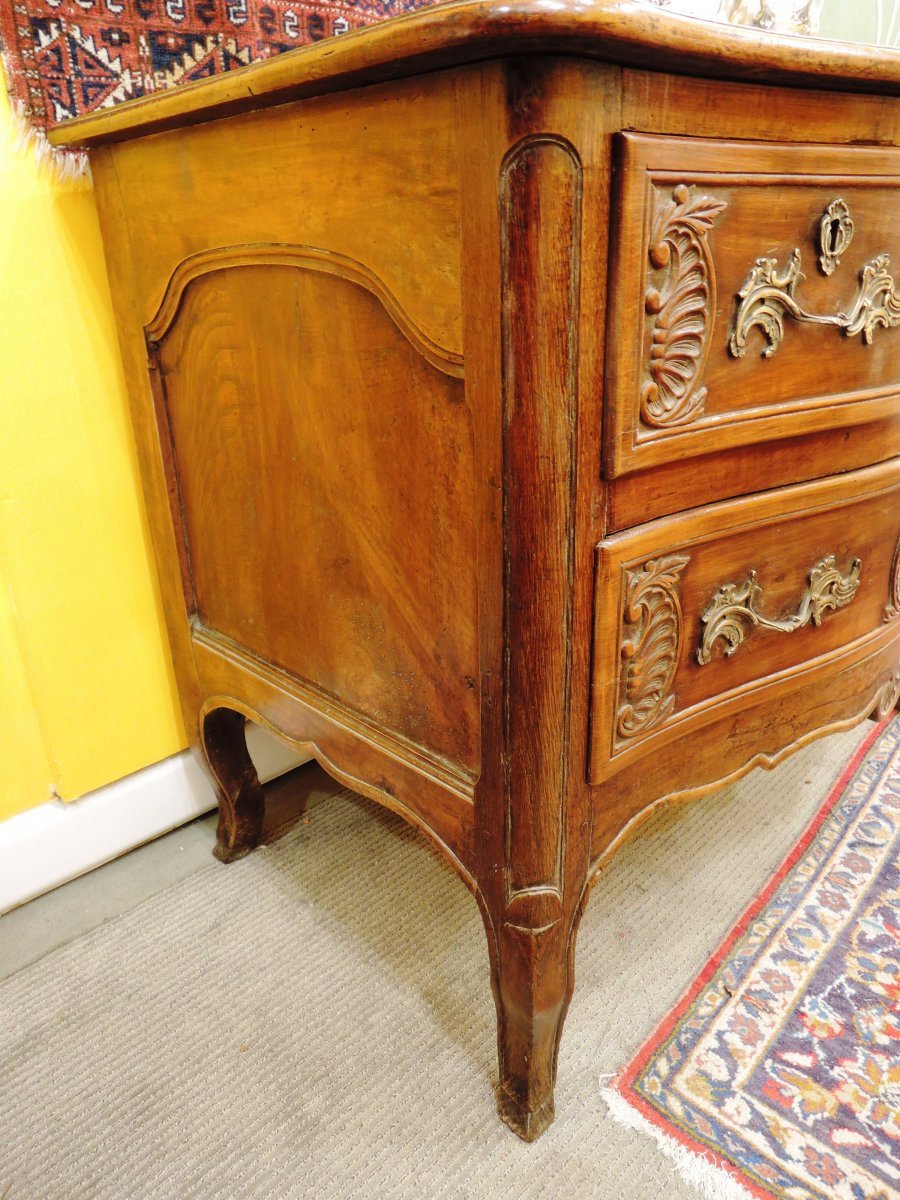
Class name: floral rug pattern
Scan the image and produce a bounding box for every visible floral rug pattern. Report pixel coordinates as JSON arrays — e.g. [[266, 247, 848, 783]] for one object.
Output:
[[616, 714, 900, 1200]]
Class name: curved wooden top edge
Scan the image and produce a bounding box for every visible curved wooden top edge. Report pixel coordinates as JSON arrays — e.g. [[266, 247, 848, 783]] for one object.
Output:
[[146, 242, 465, 376], [49, 0, 900, 148]]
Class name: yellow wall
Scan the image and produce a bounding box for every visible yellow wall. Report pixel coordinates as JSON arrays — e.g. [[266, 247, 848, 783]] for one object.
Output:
[[0, 88, 185, 821]]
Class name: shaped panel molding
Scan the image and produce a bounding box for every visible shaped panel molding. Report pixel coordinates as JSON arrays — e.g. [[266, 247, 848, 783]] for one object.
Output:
[[146, 242, 464, 377], [500, 134, 582, 927]]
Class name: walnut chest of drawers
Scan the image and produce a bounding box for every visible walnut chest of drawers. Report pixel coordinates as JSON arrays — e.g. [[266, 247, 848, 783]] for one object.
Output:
[[53, 0, 900, 1141]]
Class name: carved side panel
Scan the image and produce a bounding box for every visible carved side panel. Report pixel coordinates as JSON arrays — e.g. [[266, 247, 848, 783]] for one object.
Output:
[[616, 555, 689, 745], [500, 135, 582, 931], [641, 185, 726, 430]]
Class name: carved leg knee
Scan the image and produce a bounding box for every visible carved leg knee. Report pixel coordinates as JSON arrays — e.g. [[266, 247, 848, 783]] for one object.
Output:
[[870, 670, 900, 721], [489, 914, 578, 1142], [200, 707, 266, 863]]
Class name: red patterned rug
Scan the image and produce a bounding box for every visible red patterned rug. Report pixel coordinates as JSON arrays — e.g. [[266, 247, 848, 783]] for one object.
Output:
[[0, 0, 443, 141], [604, 713, 900, 1200]]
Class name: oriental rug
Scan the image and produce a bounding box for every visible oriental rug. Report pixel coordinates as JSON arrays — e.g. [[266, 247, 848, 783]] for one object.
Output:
[[604, 712, 900, 1200], [0, 0, 442, 148]]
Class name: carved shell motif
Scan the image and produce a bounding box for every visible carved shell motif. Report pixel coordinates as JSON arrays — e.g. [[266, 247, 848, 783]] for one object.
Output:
[[641, 185, 727, 430], [887, 537, 900, 623], [617, 554, 689, 743]]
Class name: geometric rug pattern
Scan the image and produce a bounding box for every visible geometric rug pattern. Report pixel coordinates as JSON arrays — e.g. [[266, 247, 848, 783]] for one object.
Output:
[[0, 0, 444, 134]]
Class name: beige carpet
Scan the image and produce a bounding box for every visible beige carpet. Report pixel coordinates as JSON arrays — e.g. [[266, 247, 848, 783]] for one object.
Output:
[[0, 723, 873, 1200]]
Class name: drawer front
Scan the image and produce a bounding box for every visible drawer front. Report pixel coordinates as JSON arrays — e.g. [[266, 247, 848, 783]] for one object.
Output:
[[589, 460, 900, 783], [605, 133, 900, 477]]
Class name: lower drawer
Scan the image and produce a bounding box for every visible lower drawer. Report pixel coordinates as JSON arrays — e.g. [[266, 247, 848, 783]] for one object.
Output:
[[589, 459, 900, 783]]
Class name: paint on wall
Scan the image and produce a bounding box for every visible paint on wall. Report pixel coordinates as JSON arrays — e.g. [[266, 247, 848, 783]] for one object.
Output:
[[0, 86, 185, 821]]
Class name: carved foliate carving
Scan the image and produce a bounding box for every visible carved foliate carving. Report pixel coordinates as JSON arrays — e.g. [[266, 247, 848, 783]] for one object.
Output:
[[730, 197, 900, 358], [698, 554, 862, 665], [617, 554, 689, 743], [886, 537, 900, 622], [875, 671, 900, 719], [641, 185, 726, 430]]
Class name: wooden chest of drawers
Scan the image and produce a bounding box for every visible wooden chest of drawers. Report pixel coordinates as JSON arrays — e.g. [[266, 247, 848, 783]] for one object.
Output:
[[52, 0, 900, 1141]]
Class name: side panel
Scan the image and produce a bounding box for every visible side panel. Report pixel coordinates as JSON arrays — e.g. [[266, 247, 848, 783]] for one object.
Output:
[[91, 70, 479, 856], [155, 259, 479, 769]]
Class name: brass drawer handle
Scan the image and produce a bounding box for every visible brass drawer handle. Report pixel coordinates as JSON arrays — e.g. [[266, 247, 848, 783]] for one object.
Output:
[[729, 199, 900, 359], [697, 554, 862, 666]]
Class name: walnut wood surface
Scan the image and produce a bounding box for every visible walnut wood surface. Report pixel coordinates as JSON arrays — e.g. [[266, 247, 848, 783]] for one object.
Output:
[[73, 3, 900, 1145], [155, 262, 478, 769]]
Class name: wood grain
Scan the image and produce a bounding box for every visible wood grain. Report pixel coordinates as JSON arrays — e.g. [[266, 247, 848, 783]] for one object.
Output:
[[500, 133, 581, 916], [102, 73, 464, 357], [157, 261, 479, 770]]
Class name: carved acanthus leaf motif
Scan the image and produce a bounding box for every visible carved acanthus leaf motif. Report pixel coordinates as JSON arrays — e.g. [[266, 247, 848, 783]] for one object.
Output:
[[617, 554, 689, 743], [730, 198, 900, 358], [886, 536, 900, 623], [697, 554, 862, 666], [641, 185, 726, 430]]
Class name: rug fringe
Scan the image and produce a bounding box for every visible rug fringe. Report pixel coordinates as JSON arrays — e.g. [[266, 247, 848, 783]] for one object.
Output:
[[3, 81, 91, 185], [600, 1085, 759, 1200]]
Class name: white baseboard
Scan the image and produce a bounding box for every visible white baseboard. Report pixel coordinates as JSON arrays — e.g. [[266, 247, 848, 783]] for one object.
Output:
[[0, 726, 306, 915]]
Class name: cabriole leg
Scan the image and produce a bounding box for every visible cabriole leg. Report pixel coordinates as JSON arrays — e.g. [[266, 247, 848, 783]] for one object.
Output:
[[199, 706, 266, 863], [487, 908, 580, 1141]]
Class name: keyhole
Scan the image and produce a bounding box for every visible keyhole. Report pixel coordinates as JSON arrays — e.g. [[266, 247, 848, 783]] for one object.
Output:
[[827, 218, 842, 254]]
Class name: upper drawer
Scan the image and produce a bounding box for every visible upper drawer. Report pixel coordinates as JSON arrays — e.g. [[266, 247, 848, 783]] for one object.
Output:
[[604, 133, 900, 477]]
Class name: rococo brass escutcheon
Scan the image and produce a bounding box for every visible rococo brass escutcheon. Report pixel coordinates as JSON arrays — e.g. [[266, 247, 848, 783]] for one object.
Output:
[[697, 554, 862, 666], [818, 198, 854, 277], [729, 199, 900, 358]]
